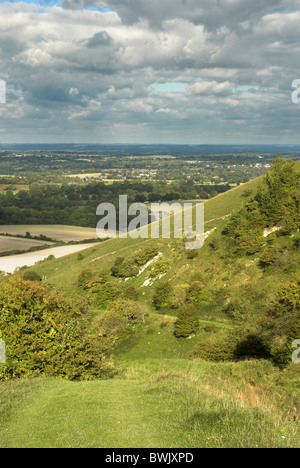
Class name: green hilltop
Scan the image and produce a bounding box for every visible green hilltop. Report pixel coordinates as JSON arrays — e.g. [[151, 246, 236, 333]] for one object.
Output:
[[0, 159, 299, 448]]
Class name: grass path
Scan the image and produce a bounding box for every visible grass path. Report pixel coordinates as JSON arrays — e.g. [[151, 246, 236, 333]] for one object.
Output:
[[0, 377, 177, 448], [1, 358, 298, 448]]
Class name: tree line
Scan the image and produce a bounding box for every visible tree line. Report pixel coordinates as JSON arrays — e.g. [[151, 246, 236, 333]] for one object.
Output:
[[0, 180, 230, 227]]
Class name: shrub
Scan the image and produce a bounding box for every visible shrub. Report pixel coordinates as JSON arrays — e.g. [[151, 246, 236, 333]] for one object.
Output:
[[236, 234, 265, 255], [224, 297, 246, 320], [111, 248, 159, 278], [174, 305, 199, 338], [135, 247, 158, 266], [123, 286, 139, 301], [0, 278, 113, 381], [293, 235, 300, 249], [186, 281, 208, 305], [169, 284, 188, 310], [150, 259, 169, 278], [111, 257, 139, 278], [97, 282, 120, 306], [78, 269, 94, 288], [255, 276, 300, 367], [99, 299, 146, 339], [193, 328, 249, 362], [203, 325, 218, 334], [209, 237, 220, 251], [187, 249, 199, 260], [46, 255, 55, 261], [152, 282, 173, 311], [260, 245, 281, 267], [22, 271, 42, 282], [78, 270, 107, 292]]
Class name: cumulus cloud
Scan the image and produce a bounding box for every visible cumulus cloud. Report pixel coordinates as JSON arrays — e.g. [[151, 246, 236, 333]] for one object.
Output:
[[0, 0, 299, 143], [82, 31, 113, 48], [186, 81, 233, 96]]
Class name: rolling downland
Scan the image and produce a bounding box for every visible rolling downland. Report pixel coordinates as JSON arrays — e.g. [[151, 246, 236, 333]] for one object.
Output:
[[0, 163, 299, 448]]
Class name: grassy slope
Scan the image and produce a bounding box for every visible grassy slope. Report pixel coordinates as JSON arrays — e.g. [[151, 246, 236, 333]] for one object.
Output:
[[29, 172, 298, 324], [0, 335, 298, 448], [27, 174, 262, 297], [0, 172, 299, 448]]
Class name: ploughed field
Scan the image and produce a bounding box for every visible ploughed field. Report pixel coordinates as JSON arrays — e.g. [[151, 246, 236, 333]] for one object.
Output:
[[0, 225, 98, 243], [0, 236, 54, 254]]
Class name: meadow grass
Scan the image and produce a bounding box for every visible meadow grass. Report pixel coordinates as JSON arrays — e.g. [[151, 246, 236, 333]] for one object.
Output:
[[0, 314, 298, 448], [0, 359, 298, 448]]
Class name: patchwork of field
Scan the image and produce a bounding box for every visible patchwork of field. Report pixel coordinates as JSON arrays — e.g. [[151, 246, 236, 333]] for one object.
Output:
[[0, 236, 53, 254], [0, 225, 98, 242]]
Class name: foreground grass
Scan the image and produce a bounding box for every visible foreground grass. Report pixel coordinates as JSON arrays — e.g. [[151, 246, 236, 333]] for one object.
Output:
[[0, 308, 298, 449], [0, 358, 298, 448]]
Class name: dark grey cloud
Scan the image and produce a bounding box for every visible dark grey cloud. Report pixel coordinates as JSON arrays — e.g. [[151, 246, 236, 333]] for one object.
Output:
[[60, 0, 300, 29], [82, 30, 113, 48]]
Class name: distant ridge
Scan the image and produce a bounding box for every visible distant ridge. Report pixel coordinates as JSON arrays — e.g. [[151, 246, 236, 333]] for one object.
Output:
[[1, 143, 300, 155]]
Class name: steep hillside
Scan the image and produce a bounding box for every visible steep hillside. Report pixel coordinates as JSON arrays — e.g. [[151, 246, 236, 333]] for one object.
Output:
[[0, 159, 299, 448], [24, 161, 298, 328], [26, 173, 263, 295]]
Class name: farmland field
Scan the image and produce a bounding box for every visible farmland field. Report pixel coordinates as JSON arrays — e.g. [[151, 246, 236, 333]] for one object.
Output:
[[0, 243, 99, 274], [0, 236, 53, 254], [0, 225, 98, 243]]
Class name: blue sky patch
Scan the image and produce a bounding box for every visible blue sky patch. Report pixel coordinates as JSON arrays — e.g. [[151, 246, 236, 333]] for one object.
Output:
[[150, 82, 189, 94]]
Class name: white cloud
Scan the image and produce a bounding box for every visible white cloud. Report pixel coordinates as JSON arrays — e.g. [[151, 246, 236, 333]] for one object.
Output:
[[0, 1, 299, 143], [186, 81, 233, 96]]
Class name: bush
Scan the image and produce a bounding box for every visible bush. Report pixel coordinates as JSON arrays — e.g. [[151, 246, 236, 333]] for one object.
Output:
[[224, 297, 246, 320], [135, 247, 158, 266], [152, 282, 173, 311], [174, 305, 199, 338], [78, 269, 94, 288], [111, 257, 139, 278], [46, 255, 55, 261], [187, 249, 199, 260], [260, 245, 281, 267], [209, 237, 220, 251], [111, 248, 159, 278], [97, 282, 120, 306], [78, 270, 107, 292], [236, 234, 265, 255], [0, 278, 113, 381], [186, 281, 208, 305], [255, 276, 300, 367], [123, 286, 139, 301], [99, 299, 146, 339], [22, 271, 42, 282], [150, 259, 169, 278], [193, 328, 248, 362], [293, 236, 300, 249]]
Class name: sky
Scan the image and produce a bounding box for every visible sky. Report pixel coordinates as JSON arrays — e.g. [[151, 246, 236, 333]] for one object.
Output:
[[0, 0, 300, 144]]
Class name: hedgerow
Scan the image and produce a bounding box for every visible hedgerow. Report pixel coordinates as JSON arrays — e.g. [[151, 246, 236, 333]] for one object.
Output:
[[0, 278, 113, 381]]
